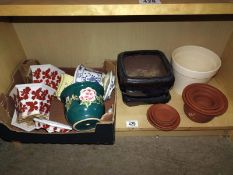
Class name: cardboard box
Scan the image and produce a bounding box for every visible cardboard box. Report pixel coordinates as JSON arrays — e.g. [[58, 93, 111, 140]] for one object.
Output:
[[0, 59, 116, 144]]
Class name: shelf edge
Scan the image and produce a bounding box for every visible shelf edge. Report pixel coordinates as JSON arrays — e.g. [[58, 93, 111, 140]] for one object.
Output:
[[0, 4, 233, 16]]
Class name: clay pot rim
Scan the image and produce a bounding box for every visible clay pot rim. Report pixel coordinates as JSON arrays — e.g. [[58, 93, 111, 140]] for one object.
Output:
[[185, 85, 225, 110], [184, 93, 227, 115], [183, 104, 214, 123], [186, 89, 221, 110], [183, 83, 226, 103], [182, 83, 228, 116]]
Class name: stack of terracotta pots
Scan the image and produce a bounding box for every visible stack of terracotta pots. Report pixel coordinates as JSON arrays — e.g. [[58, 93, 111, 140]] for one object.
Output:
[[182, 83, 228, 123], [147, 104, 180, 131]]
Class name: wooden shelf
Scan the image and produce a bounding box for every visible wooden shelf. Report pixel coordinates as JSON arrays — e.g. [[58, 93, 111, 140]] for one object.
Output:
[[0, 0, 233, 16], [115, 78, 233, 135]]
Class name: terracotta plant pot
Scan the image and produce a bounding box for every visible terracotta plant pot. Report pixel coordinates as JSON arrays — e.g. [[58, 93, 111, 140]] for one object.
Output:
[[182, 83, 228, 123], [30, 64, 65, 90], [183, 104, 214, 123], [184, 83, 227, 114], [9, 83, 55, 119]]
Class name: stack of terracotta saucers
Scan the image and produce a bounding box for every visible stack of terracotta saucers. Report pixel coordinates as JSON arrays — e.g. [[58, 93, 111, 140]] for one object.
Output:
[[182, 83, 228, 123], [147, 104, 180, 131]]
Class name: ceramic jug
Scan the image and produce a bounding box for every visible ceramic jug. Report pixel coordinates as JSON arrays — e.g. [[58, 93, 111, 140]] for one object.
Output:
[[60, 81, 104, 131]]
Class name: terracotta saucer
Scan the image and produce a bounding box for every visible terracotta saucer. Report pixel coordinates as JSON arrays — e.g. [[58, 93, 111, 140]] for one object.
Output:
[[182, 83, 228, 116], [147, 106, 177, 126], [148, 113, 180, 131], [151, 104, 178, 124], [148, 110, 175, 127], [147, 104, 180, 131]]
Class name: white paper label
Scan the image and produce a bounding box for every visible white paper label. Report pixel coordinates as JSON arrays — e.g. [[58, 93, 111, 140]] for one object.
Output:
[[139, 0, 161, 4], [126, 120, 139, 128]]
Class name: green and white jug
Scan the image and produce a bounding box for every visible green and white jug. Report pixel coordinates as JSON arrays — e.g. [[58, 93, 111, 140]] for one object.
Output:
[[60, 82, 104, 131]]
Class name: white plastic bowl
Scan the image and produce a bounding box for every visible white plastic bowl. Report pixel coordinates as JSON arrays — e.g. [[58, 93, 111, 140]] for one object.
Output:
[[172, 45, 221, 94]]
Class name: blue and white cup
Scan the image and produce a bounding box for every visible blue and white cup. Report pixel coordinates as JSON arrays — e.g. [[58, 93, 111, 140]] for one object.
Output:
[[74, 65, 104, 85]]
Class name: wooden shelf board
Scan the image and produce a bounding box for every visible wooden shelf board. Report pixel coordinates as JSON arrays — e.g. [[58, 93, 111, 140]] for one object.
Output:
[[116, 130, 230, 137], [0, 1, 232, 16], [0, 0, 232, 5], [115, 78, 233, 134]]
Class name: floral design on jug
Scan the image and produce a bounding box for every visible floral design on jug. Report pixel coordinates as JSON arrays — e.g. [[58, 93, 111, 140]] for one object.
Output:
[[80, 87, 96, 102], [65, 95, 79, 111], [79, 87, 98, 108], [65, 87, 103, 110]]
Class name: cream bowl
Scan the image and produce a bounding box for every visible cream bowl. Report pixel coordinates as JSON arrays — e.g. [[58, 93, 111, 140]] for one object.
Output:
[[172, 45, 221, 94]]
